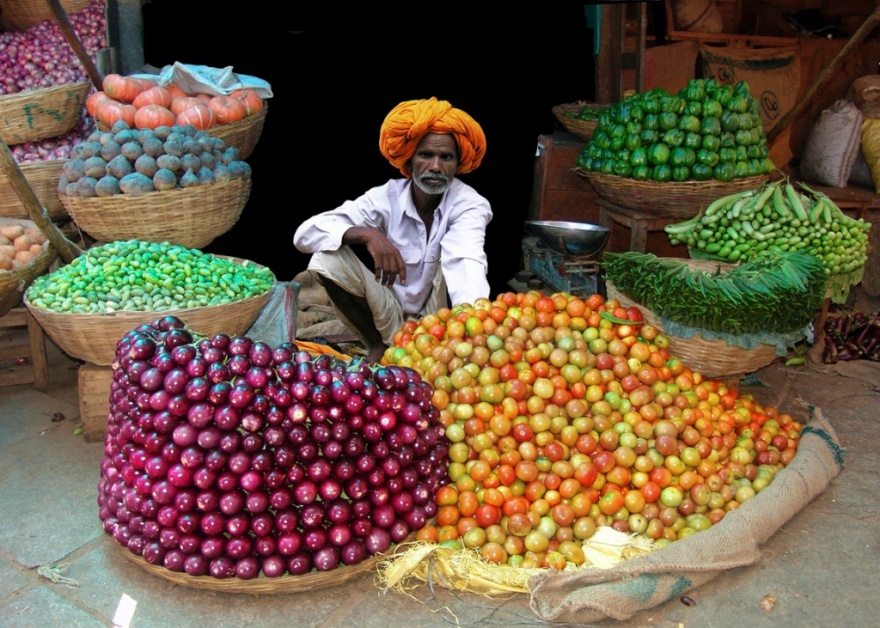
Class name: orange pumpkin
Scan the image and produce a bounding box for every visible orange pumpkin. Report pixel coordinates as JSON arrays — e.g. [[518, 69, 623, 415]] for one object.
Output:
[[208, 95, 247, 125], [102, 73, 144, 103], [132, 77, 158, 90], [85, 90, 111, 118], [97, 100, 137, 128], [170, 96, 204, 116], [176, 103, 214, 130], [133, 85, 172, 109], [233, 88, 264, 116], [194, 93, 213, 105], [134, 104, 176, 130], [166, 83, 189, 99]]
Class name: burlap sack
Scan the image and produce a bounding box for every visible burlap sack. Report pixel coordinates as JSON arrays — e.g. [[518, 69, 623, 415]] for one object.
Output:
[[798, 99, 864, 188], [293, 269, 356, 341], [671, 0, 723, 33], [527, 406, 844, 623], [700, 44, 801, 132], [848, 75, 880, 119]]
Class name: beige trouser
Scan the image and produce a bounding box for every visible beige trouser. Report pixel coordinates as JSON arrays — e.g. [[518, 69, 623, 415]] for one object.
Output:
[[308, 246, 448, 347]]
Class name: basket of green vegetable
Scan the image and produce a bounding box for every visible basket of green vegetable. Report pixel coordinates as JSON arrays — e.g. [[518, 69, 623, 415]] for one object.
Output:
[[603, 250, 829, 379], [23, 240, 275, 365], [665, 178, 873, 304], [574, 79, 775, 218], [552, 101, 606, 142]]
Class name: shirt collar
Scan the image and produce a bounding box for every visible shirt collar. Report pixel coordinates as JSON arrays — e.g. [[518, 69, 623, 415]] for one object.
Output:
[[402, 179, 452, 220]]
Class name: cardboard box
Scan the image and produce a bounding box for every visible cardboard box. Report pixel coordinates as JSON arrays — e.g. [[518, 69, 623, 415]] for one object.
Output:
[[78, 362, 113, 443]]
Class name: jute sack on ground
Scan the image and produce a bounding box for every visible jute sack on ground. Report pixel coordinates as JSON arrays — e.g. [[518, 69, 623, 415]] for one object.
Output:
[[293, 269, 354, 341], [527, 406, 844, 623]]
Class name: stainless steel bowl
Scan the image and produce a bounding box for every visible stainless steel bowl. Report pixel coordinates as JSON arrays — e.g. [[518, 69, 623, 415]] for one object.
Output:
[[525, 220, 611, 259]]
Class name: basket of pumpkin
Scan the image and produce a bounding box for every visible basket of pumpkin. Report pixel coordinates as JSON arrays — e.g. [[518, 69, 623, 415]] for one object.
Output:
[[89, 73, 268, 159], [57, 116, 253, 250]]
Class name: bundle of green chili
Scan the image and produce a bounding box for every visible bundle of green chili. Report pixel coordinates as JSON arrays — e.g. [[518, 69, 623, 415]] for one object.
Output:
[[602, 250, 827, 335]]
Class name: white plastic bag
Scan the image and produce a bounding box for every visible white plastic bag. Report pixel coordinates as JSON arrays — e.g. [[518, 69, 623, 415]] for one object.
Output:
[[130, 62, 273, 98]]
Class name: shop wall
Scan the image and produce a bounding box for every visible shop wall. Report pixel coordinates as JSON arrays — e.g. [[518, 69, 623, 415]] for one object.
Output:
[[140, 4, 597, 298]]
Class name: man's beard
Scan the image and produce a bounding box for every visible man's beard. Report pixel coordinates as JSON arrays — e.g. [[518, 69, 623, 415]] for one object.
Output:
[[413, 173, 450, 195]]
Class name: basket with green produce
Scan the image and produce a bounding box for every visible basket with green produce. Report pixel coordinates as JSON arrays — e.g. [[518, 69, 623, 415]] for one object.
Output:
[[664, 177, 872, 303], [574, 79, 774, 218], [552, 101, 607, 142], [603, 250, 829, 379], [23, 239, 275, 365]]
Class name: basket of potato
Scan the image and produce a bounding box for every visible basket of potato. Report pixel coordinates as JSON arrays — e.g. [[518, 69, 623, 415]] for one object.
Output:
[[0, 217, 56, 317], [57, 120, 253, 249]]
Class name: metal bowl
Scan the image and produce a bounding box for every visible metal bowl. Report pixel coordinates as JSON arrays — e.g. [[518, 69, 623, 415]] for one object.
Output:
[[525, 220, 611, 259]]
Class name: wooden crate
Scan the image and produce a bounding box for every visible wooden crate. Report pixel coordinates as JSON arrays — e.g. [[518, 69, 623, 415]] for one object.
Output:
[[0, 306, 48, 391], [529, 133, 602, 224], [78, 362, 112, 443]]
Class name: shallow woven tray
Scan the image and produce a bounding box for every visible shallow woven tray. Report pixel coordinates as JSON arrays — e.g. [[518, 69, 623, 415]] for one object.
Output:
[[59, 177, 251, 249], [24, 257, 273, 365], [209, 104, 268, 160], [0, 217, 56, 318], [606, 279, 778, 379], [576, 169, 769, 219], [0, 82, 90, 145], [0, 0, 92, 31], [0, 159, 68, 221], [115, 540, 387, 594], [552, 102, 604, 142]]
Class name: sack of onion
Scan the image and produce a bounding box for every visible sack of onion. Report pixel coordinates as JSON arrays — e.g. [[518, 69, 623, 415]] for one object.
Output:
[[97, 316, 450, 590]]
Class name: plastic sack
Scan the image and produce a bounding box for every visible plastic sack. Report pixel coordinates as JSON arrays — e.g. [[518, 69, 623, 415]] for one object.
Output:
[[130, 62, 273, 98], [243, 281, 299, 346]]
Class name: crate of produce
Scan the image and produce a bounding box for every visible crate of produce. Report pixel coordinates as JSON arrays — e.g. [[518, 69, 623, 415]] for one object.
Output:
[[0, 217, 56, 318], [23, 240, 275, 365], [0, 82, 91, 145], [57, 122, 253, 249]]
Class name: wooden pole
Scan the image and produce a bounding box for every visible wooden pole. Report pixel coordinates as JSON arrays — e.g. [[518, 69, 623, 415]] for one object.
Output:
[[0, 140, 82, 264], [46, 0, 103, 90], [767, 4, 880, 145]]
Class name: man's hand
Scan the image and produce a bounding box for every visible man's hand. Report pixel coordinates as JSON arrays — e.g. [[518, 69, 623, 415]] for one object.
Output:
[[343, 226, 407, 287]]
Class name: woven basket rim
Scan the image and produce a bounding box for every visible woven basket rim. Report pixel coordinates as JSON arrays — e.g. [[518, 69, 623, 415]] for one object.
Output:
[[0, 158, 68, 221], [579, 168, 770, 191], [0, 81, 91, 104], [606, 280, 777, 378]]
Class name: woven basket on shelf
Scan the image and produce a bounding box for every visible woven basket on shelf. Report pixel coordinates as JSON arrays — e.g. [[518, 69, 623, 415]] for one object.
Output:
[[0, 218, 56, 318], [552, 102, 605, 142], [576, 169, 769, 219], [0, 159, 68, 221], [0, 0, 92, 31], [209, 104, 268, 159], [0, 82, 90, 145], [59, 177, 251, 249], [24, 257, 274, 366], [605, 279, 778, 380]]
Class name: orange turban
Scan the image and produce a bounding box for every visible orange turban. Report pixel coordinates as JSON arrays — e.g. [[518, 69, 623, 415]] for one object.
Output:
[[379, 97, 486, 178]]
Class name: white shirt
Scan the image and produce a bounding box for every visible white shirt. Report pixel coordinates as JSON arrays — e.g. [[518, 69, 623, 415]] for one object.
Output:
[[293, 178, 492, 315]]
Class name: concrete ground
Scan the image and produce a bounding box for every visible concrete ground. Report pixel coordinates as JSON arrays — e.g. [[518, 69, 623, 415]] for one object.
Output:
[[1, 312, 878, 628]]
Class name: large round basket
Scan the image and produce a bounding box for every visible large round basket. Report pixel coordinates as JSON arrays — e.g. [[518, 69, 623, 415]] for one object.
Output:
[[24, 258, 274, 365], [209, 104, 268, 159], [576, 169, 769, 219], [0, 0, 92, 31], [552, 102, 604, 142], [114, 539, 399, 594], [606, 279, 778, 380], [0, 82, 90, 145], [0, 159, 68, 222], [59, 177, 251, 249], [0, 218, 56, 318]]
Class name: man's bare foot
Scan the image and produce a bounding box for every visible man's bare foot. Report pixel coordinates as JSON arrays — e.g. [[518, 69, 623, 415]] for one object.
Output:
[[366, 345, 386, 364]]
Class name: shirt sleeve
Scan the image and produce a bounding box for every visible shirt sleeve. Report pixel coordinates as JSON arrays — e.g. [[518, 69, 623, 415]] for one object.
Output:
[[440, 188, 493, 306], [293, 183, 391, 254]]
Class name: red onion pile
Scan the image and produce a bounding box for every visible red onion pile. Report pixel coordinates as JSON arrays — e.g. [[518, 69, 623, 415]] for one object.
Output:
[[0, 0, 106, 94], [97, 316, 451, 579], [9, 113, 94, 163]]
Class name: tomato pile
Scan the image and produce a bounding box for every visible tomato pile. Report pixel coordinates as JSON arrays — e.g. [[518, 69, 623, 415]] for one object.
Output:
[[382, 291, 802, 569]]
